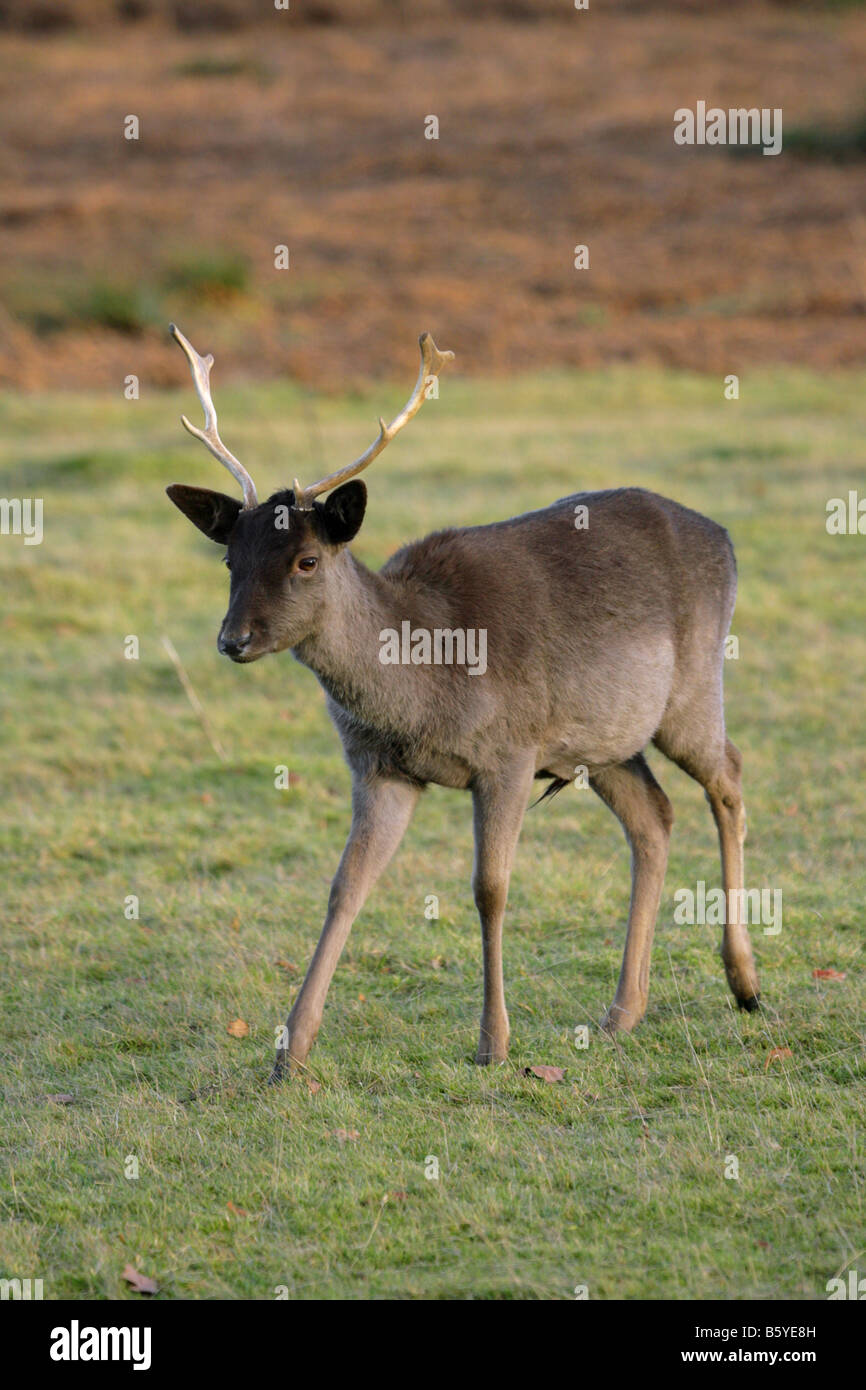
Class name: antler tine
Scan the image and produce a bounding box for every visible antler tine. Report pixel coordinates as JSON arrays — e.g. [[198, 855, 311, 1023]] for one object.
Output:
[[170, 323, 258, 510], [294, 332, 454, 509]]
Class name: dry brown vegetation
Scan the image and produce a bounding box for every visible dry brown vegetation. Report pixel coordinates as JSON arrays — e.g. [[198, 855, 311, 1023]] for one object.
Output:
[[1, 1, 864, 389]]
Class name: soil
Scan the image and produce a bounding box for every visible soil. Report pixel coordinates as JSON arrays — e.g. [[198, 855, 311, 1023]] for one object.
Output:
[[1, 1, 864, 390]]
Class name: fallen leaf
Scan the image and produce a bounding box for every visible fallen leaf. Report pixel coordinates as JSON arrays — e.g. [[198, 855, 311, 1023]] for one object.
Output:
[[226, 1200, 248, 1217], [229, 914, 240, 932], [764, 1047, 793, 1070], [812, 968, 846, 981], [431, 955, 446, 970], [522, 1065, 565, 1083], [274, 959, 296, 972], [305, 1079, 321, 1095], [333, 1128, 360, 1144], [389, 1189, 408, 1201], [757, 1240, 770, 1249], [226, 1018, 250, 1039], [122, 1264, 158, 1296], [358, 993, 366, 1002], [201, 792, 213, 805], [45, 1093, 74, 1104]]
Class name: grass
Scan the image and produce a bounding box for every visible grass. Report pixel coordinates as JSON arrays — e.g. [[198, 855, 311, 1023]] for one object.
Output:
[[172, 56, 273, 82], [0, 368, 864, 1300], [161, 253, 251, 303], [785, 112, 866, 161], [7, 277, 161, 338], [10, 258, 251, 339]]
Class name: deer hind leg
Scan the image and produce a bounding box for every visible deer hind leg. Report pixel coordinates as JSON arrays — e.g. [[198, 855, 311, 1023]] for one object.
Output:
[[707, 740, 760, 1008], [592, 754, 674, 1034], [654, 716, 760, 1010]]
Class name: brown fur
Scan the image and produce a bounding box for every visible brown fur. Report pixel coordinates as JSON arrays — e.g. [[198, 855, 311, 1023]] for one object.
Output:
[[167, 479, 761, 1078]]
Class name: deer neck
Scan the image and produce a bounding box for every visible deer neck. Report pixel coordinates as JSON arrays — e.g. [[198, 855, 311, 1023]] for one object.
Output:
[[292, 550, 427, 728]]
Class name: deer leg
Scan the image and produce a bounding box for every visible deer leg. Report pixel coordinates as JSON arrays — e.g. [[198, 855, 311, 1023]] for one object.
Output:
[[706, 739, 760, 1009], [269, 775, 420, 1082], [654, 719, 761, 1011], [592, 754, 673, 1034], [471, 753, 536, 1064]]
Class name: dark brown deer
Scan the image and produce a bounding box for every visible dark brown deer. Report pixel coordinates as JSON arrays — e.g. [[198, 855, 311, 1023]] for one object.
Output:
[[166, 324, 760, 1082]]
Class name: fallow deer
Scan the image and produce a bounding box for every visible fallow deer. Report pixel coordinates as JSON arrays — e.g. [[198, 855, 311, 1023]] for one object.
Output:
[[165, 324, 761, 1082]]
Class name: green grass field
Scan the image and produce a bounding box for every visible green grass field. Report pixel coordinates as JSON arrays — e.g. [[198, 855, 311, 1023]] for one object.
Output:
[[1, 368, 864, 1299]]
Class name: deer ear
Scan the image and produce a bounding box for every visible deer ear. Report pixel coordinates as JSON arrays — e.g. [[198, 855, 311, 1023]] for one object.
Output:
[[166, 484, 243, 544], [319, 480, 367, 545]]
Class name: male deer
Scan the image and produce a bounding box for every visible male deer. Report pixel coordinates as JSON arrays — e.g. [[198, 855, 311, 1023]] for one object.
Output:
[[166, 324, 761, 1082]]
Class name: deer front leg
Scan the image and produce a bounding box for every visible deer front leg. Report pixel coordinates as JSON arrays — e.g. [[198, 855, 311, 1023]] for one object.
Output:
[[269, 774, 419, 1082], [471, 753, 536, 1065]]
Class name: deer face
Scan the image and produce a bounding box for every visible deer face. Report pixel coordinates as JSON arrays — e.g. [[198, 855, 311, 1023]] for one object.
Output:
[[165, 325, 451, 661], [166, 481, 367, 663]]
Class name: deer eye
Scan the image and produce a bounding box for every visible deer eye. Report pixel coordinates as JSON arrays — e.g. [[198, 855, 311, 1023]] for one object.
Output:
[[297, 556, 318, 573], [223, 555, 231, 570]]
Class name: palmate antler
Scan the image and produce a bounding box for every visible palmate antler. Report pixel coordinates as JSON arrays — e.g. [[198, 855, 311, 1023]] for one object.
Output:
[[292, 332, 455, 509], [170, 323, 259, 509]]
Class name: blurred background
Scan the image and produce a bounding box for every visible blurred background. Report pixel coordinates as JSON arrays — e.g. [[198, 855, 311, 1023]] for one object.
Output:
[[0, 0, 864, 392]]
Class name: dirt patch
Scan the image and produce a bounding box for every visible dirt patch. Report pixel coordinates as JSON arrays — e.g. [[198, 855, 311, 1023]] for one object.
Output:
[[1, 4, 864, 389]]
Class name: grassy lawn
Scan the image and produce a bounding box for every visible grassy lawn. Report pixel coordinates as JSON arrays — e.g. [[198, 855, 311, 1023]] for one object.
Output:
[[1, 367, 863, 1300]]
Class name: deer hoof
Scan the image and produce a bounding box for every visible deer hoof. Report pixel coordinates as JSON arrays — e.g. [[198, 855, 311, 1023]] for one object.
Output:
[[736, 993, 761, 1013], [601, 1001, 644, 1035], [475, 1039, 508, 1067]]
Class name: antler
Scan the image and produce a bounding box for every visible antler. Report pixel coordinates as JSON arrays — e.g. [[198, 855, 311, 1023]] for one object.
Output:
[[293, 332, 454, 509], [170, 323, 259, 510]]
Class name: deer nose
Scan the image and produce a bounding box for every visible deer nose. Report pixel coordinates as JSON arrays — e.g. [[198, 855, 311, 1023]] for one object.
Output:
[[219, 629, 252, 658]]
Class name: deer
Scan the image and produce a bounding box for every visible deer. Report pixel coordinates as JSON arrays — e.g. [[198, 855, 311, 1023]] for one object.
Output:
[[165, 324, 761, 1083]]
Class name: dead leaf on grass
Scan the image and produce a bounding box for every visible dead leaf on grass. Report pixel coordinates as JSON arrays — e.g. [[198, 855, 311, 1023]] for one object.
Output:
[[764, 1047, 793, 1070]]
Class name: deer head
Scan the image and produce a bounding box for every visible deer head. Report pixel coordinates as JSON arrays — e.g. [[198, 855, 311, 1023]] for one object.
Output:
[[166, 326, 454, 663]]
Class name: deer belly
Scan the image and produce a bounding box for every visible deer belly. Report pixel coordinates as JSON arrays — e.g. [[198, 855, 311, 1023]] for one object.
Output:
[[542, 640, 674, 771]]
